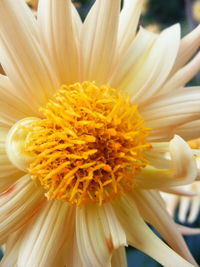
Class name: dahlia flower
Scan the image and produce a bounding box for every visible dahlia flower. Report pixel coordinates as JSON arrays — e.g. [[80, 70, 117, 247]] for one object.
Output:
[[0, 0, 200, 266]]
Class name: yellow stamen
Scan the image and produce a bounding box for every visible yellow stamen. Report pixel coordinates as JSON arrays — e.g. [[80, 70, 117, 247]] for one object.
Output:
[[25, 82, 151, 205]]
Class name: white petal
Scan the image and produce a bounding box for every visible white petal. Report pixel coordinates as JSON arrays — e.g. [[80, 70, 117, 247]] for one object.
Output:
[[38, 0, 80, 85], [113, 195, 196, 266], [80, 0, 121, 85], [0, 0, 59, 108], [133, 190, 196, 264], [110, 27, 157, 90], [18, 201, 74, 267], [178, 196, 191, 223], [76, 203, 127, 267], [111, 247, 127, 267], [137, 135, 197, 188], [175, 119, 200, 141], [112, 24, 180, 104], [142, 87, 200, 141], [160, 52, 200, 95], [171, 25, 200, 74], [187, 195, 200, 223], [117, 0, 143, 59], [0, 174, 44, 244], [0, 75, 37, 127], [1, 228, 24, 267], [0, 127, 23, 193], [177, 224, 200, 236]]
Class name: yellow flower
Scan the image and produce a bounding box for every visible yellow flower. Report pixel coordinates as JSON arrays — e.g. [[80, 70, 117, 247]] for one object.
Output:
[[0, 0, 200, 266], [145, 23, 161, 33], [193, 0, 200, 22]]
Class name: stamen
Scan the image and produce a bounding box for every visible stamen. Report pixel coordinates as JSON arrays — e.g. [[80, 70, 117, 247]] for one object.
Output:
[[24, 82, 151, 205]]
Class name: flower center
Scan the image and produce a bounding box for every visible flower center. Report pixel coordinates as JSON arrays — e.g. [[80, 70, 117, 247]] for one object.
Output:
[[8, 82, 151, 205]]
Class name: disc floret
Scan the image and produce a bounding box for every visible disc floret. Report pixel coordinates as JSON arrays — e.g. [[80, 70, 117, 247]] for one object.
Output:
[[25, 82, 151, 205]]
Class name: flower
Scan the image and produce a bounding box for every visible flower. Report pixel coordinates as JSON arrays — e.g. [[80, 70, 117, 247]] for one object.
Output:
[[193, 0, 200, 23], [0, 0, 200, 266]]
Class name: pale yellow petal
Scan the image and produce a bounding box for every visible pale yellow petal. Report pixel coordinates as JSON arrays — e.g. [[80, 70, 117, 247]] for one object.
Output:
[[188, 195, 200, 223], [171, 25, 200, 74], [80, 0, 121, 85], [113, 195, 196, 266], [0, 127, 23, 193], [178, 196, 191, 223], [137, 135, 197, 188], [110, 27, 157, 90], [18, 201, 74, 267], [1, 228, 25, 267], [175, 119, 200, 141], [38, 0, 80, 85], [0, 0, 59, 108], [0, 175, 44, 244], [142, 87, 200, 141], [112, 25, 180, 105], [177, 224, 200, 236], [117, 0, 143, 59], [160, 52, 200, 95], [111, 247, 127, 267], [133, 190, 196, 264], [0, 75, 36, 126], [76, 203, 127, 267]]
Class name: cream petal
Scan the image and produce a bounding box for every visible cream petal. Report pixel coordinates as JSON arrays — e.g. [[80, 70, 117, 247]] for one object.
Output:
[[112, 24, 180, 104], [175, 119, 200, 141], [1, 228, 25, 267], [113, 195, 196, 266], [160, 192, 178, 216], [177, 224, 200, 236], [111, 247, 127, 267], [161, 187, 197, 197], [0, 0, 59, 109], [110, 27, 157, 90], [160, 52, 200, 95], [38, 0, 80, 85], [133, 190, 196, 265], [76, 203, 127, 267], [137, 135, 197, 189], [142, 87, 200, 141], [117, 0, 143, 59], [171, 25, 200, 74], [0, 174, 44, 244], [0, 127, 23, 193], [80, 0, 121, 85], [18, 200, 74, 267], [178, 196, 191, 223], [0, 75, 37, 126], [187, 195, 200, 223]]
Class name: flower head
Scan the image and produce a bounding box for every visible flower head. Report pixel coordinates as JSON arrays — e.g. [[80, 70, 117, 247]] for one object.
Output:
[[193, 0, 200, 23], [0, 0, 200, 266]]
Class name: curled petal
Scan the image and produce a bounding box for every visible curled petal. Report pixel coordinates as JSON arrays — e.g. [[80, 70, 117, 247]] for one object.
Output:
[[137, 135, 197, 189], [6, 117, 39, 171]]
